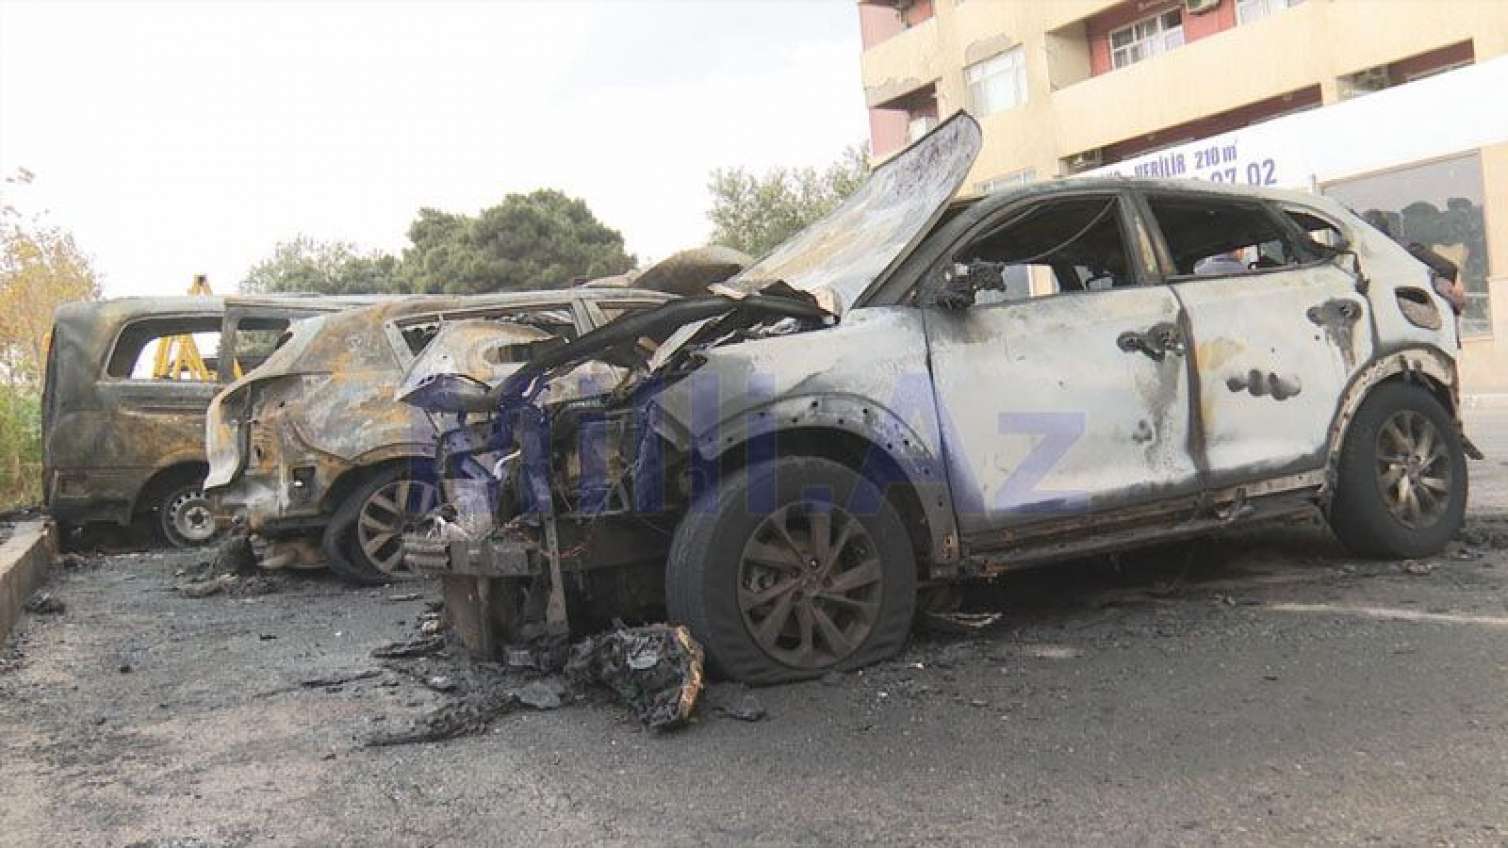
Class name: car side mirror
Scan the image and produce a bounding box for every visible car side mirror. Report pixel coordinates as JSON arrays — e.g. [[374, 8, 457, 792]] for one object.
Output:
[[926, 261, 1004, 310]]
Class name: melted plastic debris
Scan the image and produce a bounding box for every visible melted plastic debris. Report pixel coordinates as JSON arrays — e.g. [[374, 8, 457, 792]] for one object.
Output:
[[565, 625, 704, 731]]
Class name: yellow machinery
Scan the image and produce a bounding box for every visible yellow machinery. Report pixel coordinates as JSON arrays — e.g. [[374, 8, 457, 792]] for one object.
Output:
[[151, 274, 216, 381]]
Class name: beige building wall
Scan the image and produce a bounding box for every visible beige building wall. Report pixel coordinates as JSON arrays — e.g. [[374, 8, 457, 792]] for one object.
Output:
[[859, 0, 1508, 394]]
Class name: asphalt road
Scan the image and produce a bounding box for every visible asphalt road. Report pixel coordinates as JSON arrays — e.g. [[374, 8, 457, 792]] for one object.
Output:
[[3, 409, 1507, 847]]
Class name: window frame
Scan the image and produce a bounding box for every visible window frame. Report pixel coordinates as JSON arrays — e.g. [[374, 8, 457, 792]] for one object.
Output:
[[1109, 8, 1185, 70], [900, 189, 1156, 307], [103, 312, 227, 383], [964, 46, 1028, 117], [1136, 189, 1335, 283]]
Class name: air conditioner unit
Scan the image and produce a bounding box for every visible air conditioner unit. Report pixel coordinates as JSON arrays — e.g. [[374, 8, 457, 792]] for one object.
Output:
[[1185, 0, 1220, 15], [1064, 149, 1103, 173]]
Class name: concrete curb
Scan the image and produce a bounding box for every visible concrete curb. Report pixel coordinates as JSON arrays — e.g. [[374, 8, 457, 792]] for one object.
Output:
[[0, 521, 56, 644]]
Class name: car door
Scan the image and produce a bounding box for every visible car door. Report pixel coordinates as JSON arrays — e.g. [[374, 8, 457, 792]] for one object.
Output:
[[920, 191, 1203, 540], [1141, 191, 1374, 485]]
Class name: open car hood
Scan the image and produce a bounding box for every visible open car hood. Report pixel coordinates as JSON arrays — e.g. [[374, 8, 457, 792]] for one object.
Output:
[[712, 112, 982, 310]]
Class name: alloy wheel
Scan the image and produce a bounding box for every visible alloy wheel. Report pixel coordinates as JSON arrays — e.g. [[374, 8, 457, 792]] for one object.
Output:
[[737, 502, 883, 669], [356, 478, 439, 576], [1375, 409, 1452, 529]]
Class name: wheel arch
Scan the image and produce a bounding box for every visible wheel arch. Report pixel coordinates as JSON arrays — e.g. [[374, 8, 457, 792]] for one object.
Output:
[[319, 451, 435, 518], [1324, 345, 1461, 500], [687, 393, 961, 574], [130, 459, 210, 519]]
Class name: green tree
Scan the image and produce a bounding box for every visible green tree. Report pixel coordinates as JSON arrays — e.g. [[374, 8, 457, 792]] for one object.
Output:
[[239, 235, 400, 295], [706, 144, 870, 258], [398, 189, 635, 294]]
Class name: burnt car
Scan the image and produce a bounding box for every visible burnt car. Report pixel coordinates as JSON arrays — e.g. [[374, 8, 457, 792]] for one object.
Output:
[[202, 288, 679, 583], [402, 113, 1479, 683], [43, 295, 372, 546]]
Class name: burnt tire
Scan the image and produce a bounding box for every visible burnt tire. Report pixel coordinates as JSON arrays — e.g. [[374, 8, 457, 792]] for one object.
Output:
[[666, 456, 916, 685], [323, 463, 438, 586], [157, 483, 222, 549], [1329, 381, 1467, 559]]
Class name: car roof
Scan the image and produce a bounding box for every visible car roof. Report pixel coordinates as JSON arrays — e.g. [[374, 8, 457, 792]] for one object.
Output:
[[962, 176, 1334, 218]]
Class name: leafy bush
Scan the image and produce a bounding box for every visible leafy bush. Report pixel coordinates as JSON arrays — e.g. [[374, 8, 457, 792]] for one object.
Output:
[[0, 384, 41, 509]]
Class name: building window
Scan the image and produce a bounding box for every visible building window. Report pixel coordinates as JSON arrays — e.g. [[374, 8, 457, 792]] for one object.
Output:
[[976, 168, 1036, 195], [1236, 0, 1304, 26], [965, 46, 1027, 116], [1109, 9, 1184, 70], [907, 113, 938, 144], [1324, 153, 1493, 336]]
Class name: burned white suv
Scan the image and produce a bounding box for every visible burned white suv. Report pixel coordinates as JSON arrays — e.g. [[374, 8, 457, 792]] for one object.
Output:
[[402, 114, 1478, 684]]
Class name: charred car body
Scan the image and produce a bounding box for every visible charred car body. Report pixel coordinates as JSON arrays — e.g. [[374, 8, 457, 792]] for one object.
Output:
[[44, 295, 373, 546], [397, 114, 1478, 684], [203, 288, 678, 583]]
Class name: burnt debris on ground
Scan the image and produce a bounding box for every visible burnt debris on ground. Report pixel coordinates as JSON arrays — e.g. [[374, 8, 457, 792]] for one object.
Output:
[[565, 624, 705, 730], [22, 591, 66, 615], [173, 534, 288, 598], [364, 623, 707, 745]]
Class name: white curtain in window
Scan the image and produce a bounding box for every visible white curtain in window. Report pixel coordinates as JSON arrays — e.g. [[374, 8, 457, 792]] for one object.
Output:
[[965, 46, 1027, 116]]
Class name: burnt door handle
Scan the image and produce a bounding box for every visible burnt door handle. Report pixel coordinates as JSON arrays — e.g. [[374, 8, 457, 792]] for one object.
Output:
[[1117, 323, 1183, 361]]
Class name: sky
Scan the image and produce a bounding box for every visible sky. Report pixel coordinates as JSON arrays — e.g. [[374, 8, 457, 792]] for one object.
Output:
[[0, 0, 869, 297]]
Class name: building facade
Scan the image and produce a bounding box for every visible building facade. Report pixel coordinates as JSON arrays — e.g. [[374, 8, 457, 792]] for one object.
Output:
[[857, 0, 1508, 393]]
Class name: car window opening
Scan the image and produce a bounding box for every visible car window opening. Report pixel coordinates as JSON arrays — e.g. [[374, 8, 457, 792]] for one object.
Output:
[[107, 316, 225, 381], [947, 196, 1135, 304], [233, 317, 293, 376], [1148, 196, 1302, 277]]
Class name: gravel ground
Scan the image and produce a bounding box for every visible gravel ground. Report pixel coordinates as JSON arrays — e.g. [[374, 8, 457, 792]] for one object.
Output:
[[2, 409, 1507, 847]]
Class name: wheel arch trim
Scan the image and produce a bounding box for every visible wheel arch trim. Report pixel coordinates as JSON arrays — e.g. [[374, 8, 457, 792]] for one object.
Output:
[[675, 392, 961, 568], [1324, 345, 1461, 501]]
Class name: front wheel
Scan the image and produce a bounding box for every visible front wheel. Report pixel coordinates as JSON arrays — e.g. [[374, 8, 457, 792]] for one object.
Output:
[[666, 457, 916, 684], [1329, 382, 1467, 559]]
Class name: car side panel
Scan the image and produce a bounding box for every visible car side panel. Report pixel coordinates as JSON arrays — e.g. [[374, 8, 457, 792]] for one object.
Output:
[[1173, 264, 1375, 483]]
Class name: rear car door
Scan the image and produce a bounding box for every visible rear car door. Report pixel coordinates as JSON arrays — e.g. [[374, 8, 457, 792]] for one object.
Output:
[[921, 191, 1203, 539], [1142, 190, 1374, 484]]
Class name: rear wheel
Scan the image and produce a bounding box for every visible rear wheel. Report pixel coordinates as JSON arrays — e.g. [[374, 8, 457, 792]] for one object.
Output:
[[1329, 382, 1467, 558], [324, 464, 439, 585], [158, 483, 222, 549], [666, 456, 916, 684]]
